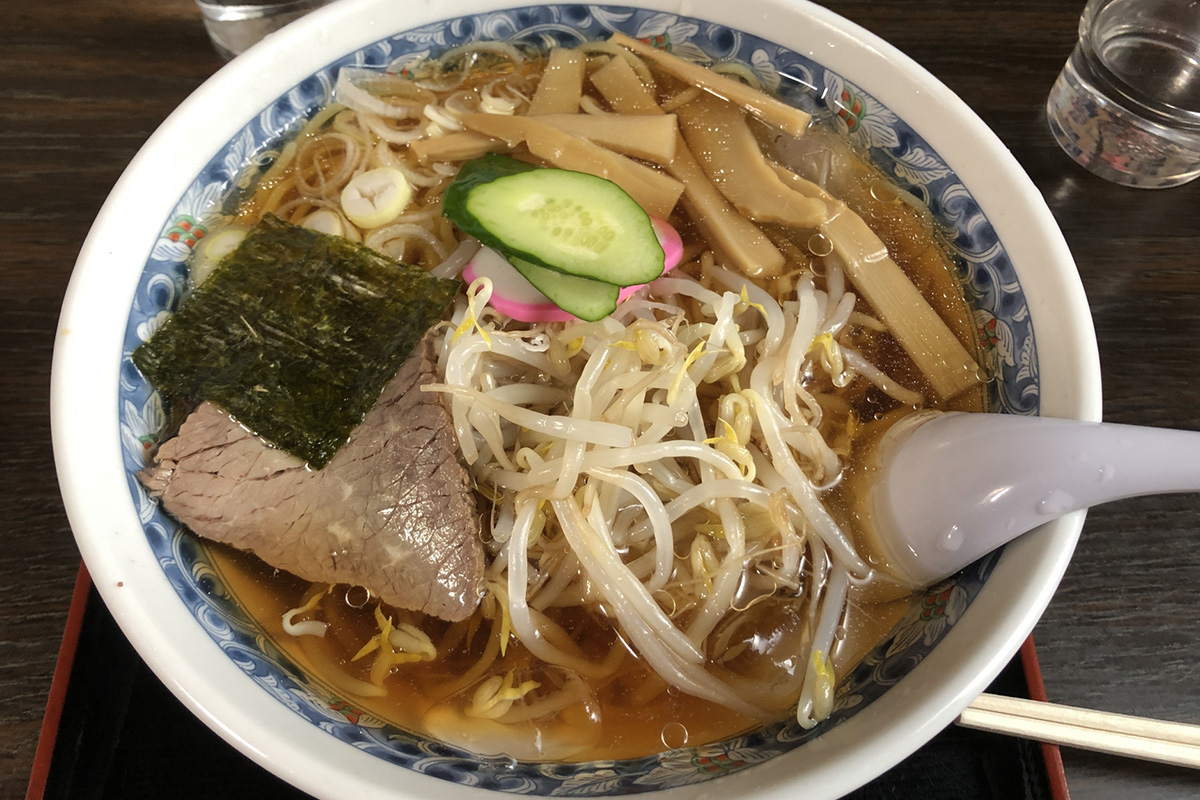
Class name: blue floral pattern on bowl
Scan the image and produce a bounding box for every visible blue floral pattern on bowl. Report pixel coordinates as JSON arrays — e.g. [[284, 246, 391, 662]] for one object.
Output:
[[117, 4, 1036, 794]]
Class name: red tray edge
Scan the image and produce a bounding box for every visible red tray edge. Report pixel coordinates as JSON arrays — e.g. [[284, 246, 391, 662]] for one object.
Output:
[[25, 563, 92, 800]]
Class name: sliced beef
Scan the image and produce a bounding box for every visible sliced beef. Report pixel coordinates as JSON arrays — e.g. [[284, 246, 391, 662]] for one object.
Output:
[[139, 333, 484, 621]]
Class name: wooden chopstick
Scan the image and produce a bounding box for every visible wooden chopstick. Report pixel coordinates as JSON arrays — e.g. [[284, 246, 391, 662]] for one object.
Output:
[[957, 693, 1200, 769]]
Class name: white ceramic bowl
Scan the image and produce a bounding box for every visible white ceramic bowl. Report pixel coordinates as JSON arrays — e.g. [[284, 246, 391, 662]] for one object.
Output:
[[52, 0, 1102, 797]]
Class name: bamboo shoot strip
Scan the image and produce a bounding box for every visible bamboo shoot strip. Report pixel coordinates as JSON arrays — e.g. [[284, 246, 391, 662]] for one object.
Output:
[[459, 113, 684, 219], [410, 131, 509, 164], [772, 165, 981, 398], [529, 113, 679, 165], [588, 52, 661, 115], [675, 93, 827, 228], [526, 47, 586, 115], [670, 145, 787, 279], [588, 55, 785, 278], [823, 208, 980, 399], [609, 32, 812, 137]]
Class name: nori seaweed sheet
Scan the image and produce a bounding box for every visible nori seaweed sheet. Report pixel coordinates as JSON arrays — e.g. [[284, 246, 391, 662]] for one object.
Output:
[[133, 215, 460, 468]]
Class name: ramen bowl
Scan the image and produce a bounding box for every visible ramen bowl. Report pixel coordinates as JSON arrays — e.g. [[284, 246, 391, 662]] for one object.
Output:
[[51, 0, 1101, 797]]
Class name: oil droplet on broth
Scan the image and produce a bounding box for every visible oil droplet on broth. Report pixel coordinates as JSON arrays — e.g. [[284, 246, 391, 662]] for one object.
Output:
[[869, 180, 901, 204], [660, 721, 689, 750], [807, 232, 833, 257], [344, 585, 370, 608]]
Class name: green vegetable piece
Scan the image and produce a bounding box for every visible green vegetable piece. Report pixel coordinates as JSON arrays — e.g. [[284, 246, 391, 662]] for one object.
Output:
[[508, 255, 620, 322], [443, 154, 665, 287], [132, 215, 460, 468]]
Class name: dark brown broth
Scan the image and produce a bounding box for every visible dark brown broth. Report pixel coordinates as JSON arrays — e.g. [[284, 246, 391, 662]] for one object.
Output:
[[206, 533, 919, 759]]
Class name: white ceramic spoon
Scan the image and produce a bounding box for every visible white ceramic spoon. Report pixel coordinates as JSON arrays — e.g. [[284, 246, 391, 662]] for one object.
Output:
[[865, 410, 1200, 586]]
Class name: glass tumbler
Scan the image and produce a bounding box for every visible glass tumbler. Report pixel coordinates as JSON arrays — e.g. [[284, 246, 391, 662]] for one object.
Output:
[[1046, 0, 1200, 188], [196, 0, 333, 61]]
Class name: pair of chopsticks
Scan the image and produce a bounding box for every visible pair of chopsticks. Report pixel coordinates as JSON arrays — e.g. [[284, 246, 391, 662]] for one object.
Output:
[[958, 693, 1200, 768]]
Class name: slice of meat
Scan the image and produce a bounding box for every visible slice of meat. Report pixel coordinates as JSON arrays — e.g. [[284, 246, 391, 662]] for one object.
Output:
[[139, 333, 484, 621]]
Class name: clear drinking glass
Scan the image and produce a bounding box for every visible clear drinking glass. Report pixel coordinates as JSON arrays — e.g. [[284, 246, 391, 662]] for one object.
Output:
[[195, 0, 333, 61], [1046, 0, 1200, 188]]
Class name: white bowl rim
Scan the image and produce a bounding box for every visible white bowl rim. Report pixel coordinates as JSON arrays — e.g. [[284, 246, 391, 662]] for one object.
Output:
[[51, 0, 1102, 798]]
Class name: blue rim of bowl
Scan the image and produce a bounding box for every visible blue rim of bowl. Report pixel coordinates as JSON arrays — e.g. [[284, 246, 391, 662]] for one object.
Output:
[[114, 4, 1038, 795]]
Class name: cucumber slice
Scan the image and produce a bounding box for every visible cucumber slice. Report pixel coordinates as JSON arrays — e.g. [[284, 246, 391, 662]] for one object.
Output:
[[507, 255, 619, 322], [444, 154, 665, 286]]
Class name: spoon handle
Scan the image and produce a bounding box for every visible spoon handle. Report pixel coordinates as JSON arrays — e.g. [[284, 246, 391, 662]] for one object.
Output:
[[873, 412, 1200, 585]]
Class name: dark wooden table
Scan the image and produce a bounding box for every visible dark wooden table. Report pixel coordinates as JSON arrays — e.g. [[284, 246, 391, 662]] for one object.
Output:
[[2, 1, 1199, 798]]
